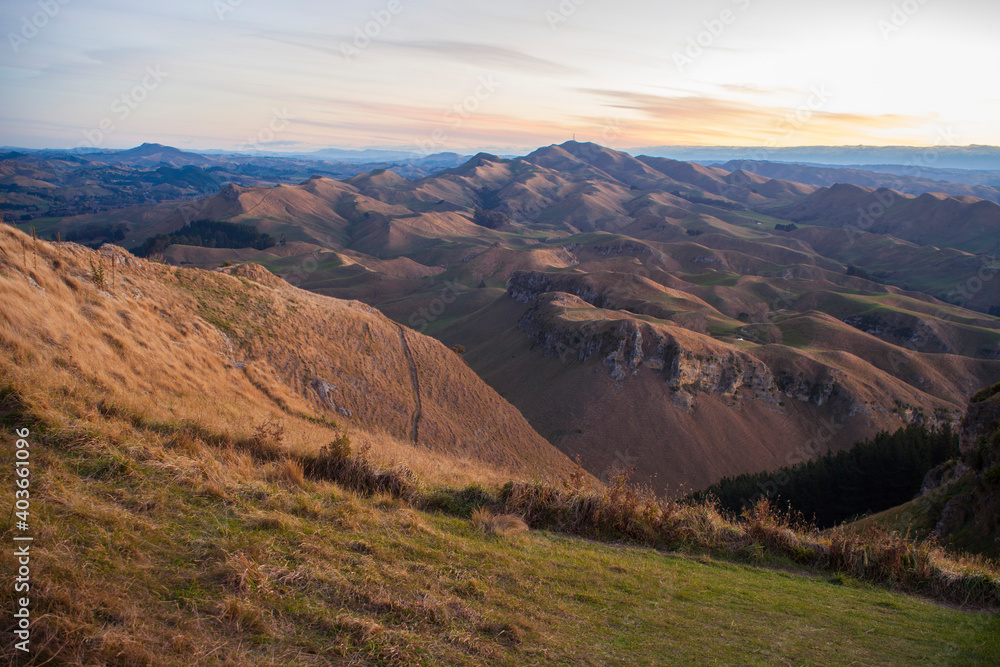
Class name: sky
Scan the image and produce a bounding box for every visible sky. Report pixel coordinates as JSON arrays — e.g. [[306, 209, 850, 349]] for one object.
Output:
[[1, 0, 998, 153]]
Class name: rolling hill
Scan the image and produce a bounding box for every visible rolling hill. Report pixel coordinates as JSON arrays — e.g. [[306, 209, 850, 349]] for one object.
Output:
[[0, 225, 587, 487], [1, 224, 998, 665], [714, 159, 1000, 203], [18, 141, 1000, 493]]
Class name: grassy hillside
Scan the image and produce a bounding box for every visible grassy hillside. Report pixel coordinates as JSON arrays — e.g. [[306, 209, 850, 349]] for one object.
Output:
[[2, 404, 998, 666], [25, 143, 1000, 493], [850, 384, 1000, 560], [0, 227, 586, 487], [2, 226, 999, 665]]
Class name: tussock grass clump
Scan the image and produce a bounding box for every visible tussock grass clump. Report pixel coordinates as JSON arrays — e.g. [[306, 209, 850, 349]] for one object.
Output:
[[740, 500, 816, 563], [277, 457, 307, 488], [300, 434, 417, 499], [219, 595, 269, 633], [235, 418, 286, 461], [493, 476, 1000, 608], [471, 507, 528, 536], [823, 526, 1000, 607]]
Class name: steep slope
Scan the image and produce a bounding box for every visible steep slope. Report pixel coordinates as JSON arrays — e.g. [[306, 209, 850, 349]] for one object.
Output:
[[773, 183, 1000, 255], [0, 225, 587, 485], [855, 384, 1000, 558], [441, 273, 1000, 492], [25, 142, 1000, 494], [717, 159, 1000, 203]]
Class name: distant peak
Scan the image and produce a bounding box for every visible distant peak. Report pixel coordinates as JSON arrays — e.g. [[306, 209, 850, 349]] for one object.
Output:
[[558, 140, 613, 154], [470, 152, 499, 162]]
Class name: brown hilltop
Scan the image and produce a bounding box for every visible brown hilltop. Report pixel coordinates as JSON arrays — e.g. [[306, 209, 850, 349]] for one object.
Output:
[[442, 278, 999, 492], [25, 141, 1000, 493], [0, 226, 589, 487]]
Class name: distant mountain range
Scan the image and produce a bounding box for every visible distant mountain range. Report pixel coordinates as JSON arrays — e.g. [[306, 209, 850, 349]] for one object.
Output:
[[632, 145, 1000, 171], [18, 140, 1000, 493], [0, 144, 473, 221], [3, 142, 471, 167], [713, 160, 1000, 203]]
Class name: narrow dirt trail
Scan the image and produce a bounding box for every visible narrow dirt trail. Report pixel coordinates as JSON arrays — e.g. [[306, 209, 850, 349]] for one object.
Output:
[[397, 326, 422, 444]]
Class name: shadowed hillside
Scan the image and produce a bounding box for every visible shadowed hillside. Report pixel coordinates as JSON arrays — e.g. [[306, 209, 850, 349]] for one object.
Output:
[[852, 383, 1000, 558], [20, 141, 1000, 493], [3, 226, 1000, 666], [0, 225, 588, 487]]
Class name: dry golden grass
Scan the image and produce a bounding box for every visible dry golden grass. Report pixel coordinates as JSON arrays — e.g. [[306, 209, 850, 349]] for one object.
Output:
[[496, 480, 1000, 608], [470, 507, 528, 536], [0, 226, 588, 490], [0, 341, 996, 665]]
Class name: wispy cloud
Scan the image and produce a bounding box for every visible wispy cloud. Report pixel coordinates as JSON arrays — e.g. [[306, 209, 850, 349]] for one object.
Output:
[[258, 30, 578, 75], [388, 40, 580, 76], [1, 0, 997, 149], [580, 88, 931, 145]]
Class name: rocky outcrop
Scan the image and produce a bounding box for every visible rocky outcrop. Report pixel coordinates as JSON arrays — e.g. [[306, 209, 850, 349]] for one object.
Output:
[[924, 385, 1000, 551], [667, 348, 777, 401], [590, 241, 658, 259], [959, 386, 1000, 456], [509, 271, 608, 308], [310, 377, 353, 418], [773, 370, 842, 407], [511, 288, 785, 404], [220, 183, 244, 202], [919, 459, 971, 496], [843, 314, 949, 353]]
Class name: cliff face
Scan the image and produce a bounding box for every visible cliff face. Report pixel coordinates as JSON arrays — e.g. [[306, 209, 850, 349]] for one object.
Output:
[[959, 386, 1000, 457], [515, 291, 780, 396], [468, 270, 976, 492], [509, 271, 610, 309], [923, 385, 1000, 554], [510, 273, 846, 411], [506, 271, 965, 428]]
